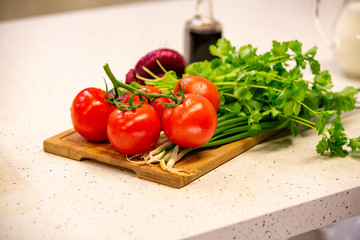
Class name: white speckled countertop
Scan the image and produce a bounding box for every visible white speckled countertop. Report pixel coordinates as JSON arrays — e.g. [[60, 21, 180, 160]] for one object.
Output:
[[0, 0, 359, 239]]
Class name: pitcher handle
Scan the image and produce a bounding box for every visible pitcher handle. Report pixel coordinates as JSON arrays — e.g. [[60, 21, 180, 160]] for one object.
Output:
[[313, 0, 335, 48]]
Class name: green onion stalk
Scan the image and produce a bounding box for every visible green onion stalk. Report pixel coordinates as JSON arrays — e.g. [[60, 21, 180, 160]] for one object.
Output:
[[140, 115, 282, 176]]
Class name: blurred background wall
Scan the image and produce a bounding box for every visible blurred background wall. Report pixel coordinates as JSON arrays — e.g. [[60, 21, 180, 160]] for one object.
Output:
[[0, 0, 161, 21]]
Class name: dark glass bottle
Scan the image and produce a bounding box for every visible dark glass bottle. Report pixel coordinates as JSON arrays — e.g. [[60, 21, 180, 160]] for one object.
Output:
[[184, 0, 222, 64]]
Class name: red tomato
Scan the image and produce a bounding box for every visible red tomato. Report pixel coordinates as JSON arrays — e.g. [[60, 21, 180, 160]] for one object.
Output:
[[124, 86, 170, 117], [70, 87, 116, 142], [174, 76, 220, 111], [161, 94, 217, 148], [107, 103, 161, 155]]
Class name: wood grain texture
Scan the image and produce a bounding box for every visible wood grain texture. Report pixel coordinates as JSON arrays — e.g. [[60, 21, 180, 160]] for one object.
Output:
[[43, 129, 278, 188]]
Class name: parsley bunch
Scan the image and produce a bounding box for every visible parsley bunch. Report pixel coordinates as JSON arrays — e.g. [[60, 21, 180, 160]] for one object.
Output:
[[184, 38, 360, 157]]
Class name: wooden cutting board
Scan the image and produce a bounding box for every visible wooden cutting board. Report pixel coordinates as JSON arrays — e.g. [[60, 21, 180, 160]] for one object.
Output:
[[43, 129, 278, 188]]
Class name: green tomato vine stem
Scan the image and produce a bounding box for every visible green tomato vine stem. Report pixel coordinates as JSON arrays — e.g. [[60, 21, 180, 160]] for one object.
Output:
[[103, 63, 184, 111]]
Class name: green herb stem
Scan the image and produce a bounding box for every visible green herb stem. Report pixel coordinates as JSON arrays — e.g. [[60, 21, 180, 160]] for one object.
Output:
[[290, 115, 316, 129], [214, 82, 282, 93], [256, 71, 284, 81], [214, 67, 246, 81], [295, 99, 320, 117]]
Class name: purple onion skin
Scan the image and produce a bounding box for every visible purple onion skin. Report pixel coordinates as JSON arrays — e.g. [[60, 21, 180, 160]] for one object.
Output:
[[116, 92, 130, 103], [109, 91, 129, 103], [125, 68, 144, 85], [134, 48, 186, 79]]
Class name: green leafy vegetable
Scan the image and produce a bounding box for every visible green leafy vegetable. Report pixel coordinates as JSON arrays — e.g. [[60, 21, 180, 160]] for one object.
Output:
[[142, 38, 359, 174], [183, 38, 359, 156]]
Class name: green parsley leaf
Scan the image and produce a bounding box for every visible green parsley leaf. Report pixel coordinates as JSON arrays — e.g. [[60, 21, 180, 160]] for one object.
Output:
[[288, 40, 302, 55], [271, 40, 288, 56], [209, 38, 234, 59], [315, 110, 336, 135], [348, 137, 360, 152], [248, 124, 262, 137], [333, 86, 359, 113], [316, 136, 329, 154]]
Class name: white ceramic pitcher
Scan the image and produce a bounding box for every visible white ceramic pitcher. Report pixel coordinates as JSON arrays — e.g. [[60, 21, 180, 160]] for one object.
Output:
[[314, 0, 360, 79]]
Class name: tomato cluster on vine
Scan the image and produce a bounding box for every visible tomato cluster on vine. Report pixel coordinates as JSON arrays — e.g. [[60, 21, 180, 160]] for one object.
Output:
[[70, 64, 219, 156]]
